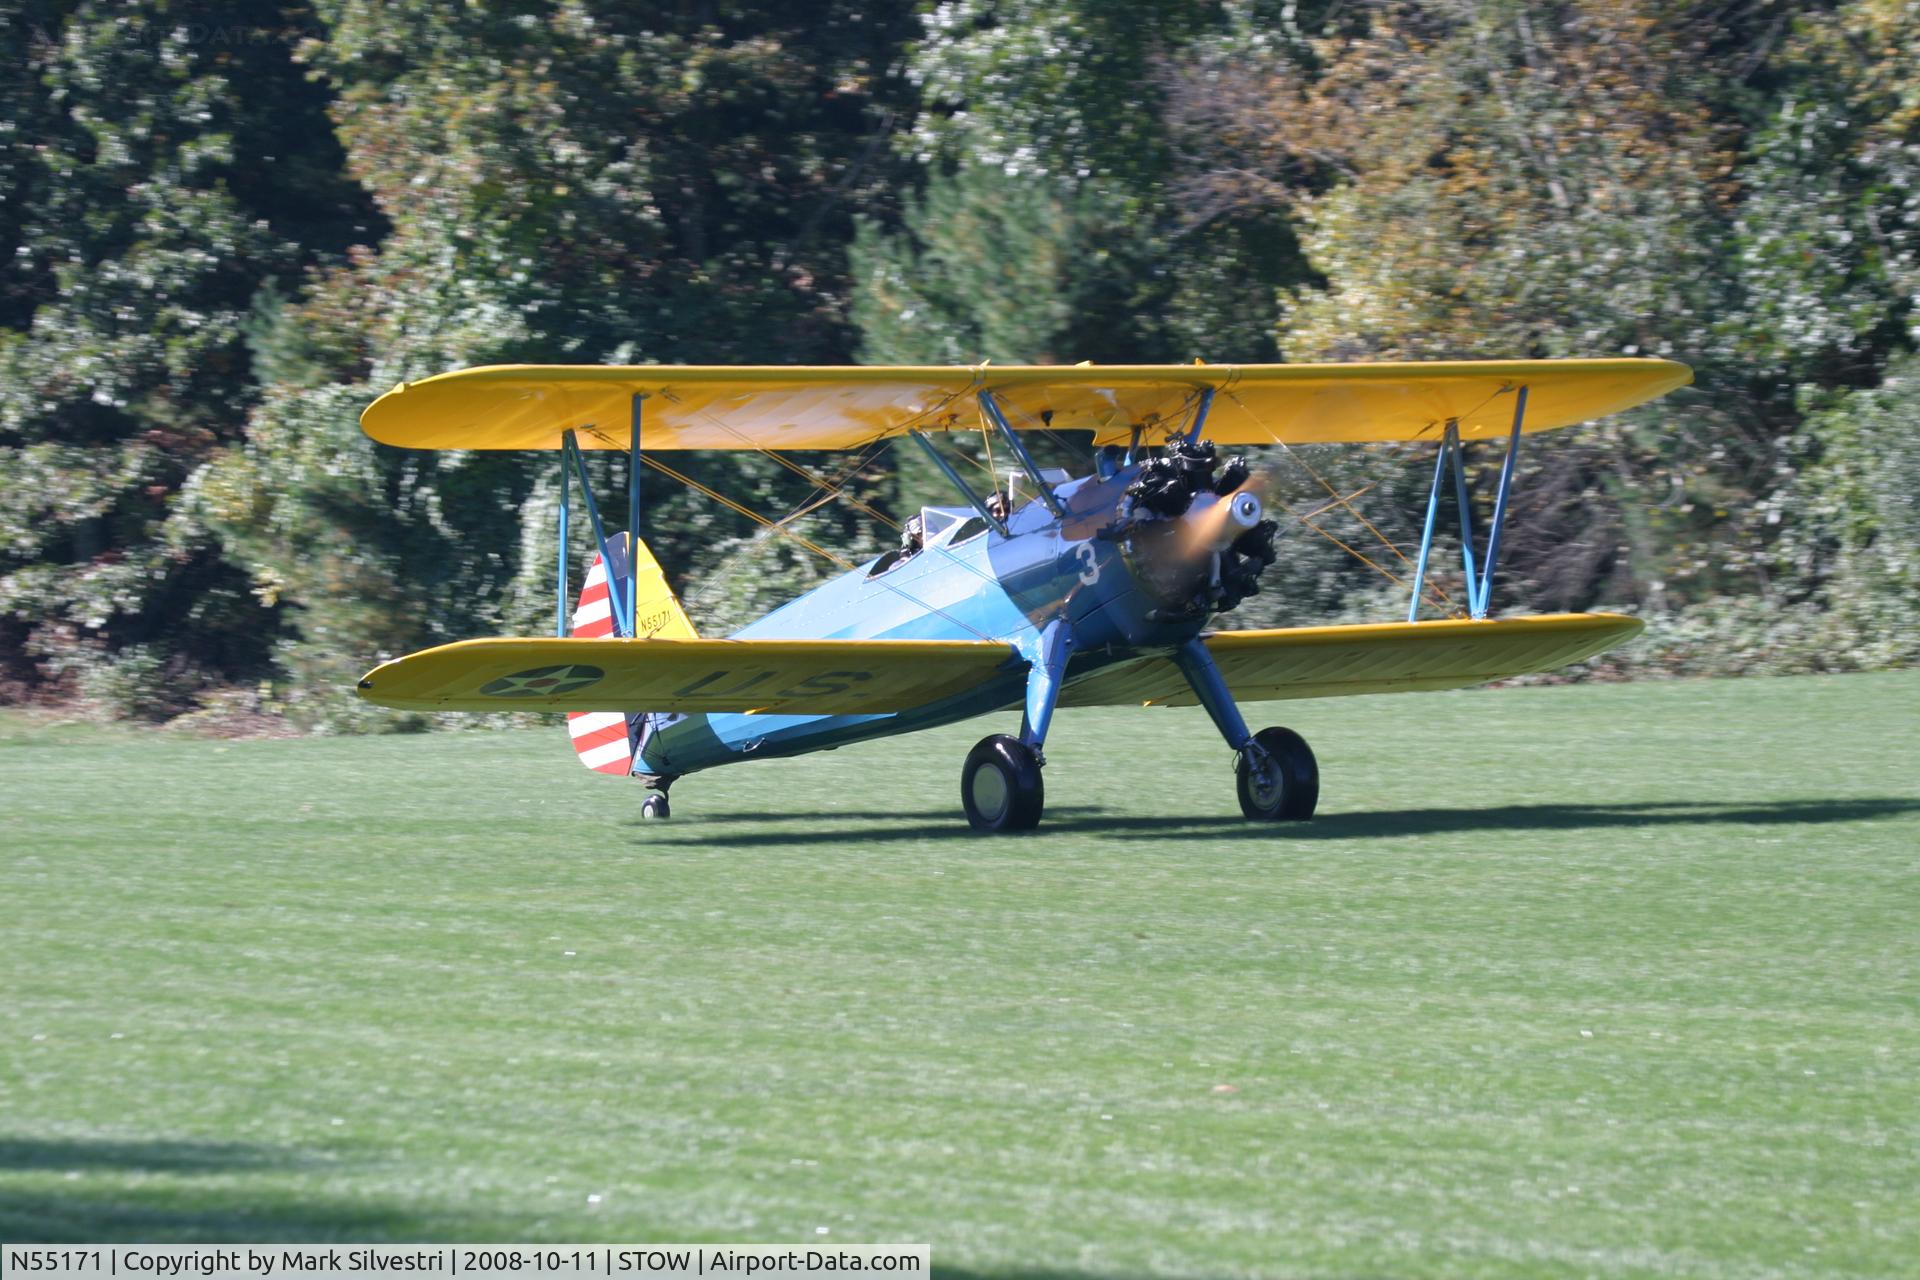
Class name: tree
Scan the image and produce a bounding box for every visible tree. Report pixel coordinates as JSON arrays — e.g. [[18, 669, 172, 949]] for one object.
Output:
[[0, 0, 378, 714], [1152, 0, 1772, 619], [196, 1, 918, 725], [1732, 0, 1920, 388], [900, 1, 1311, 364]]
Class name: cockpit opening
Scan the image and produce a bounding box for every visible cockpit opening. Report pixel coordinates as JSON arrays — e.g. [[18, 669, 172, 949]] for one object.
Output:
[[867, 504, 998, 578]]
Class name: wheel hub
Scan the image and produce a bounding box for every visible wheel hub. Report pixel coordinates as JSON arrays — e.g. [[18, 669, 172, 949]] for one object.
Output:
[[969, 763, 1011, 823], [1247, 756, 1283, 811]]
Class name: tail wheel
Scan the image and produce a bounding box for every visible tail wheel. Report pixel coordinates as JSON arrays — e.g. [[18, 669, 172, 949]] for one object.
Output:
[[962, 735, 1045, 832], [640, 793, 671, 820], [1236, 727, 1318, 822]]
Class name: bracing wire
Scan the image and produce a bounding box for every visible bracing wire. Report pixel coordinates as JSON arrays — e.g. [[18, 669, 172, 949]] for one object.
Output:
[[1222, 390, 1458, 610], [673, 397, 903, 532], [684, 440, 892, 611], [645, 452, 997, 641], [1265, 491, 1412, 591], [644, 455, 855, 568]]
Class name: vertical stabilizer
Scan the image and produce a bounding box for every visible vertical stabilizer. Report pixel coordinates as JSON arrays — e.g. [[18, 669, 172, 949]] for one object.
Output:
[[566, 533, 697, 776]]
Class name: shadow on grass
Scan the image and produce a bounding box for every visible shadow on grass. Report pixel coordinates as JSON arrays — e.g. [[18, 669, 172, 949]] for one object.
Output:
[[677, 805, 1108, 824], [1133, 796, 1920, 842], [0, 1135, 472, 1242], [0, 1141, 1153, 1275], [0, 1136, 309, 1175], [638, 797, 1920, 847]]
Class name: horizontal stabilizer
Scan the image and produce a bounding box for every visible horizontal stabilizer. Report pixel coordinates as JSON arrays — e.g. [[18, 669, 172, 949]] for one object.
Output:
[[1059, 613, 1644, 707], [357, 636, 1020, 714]]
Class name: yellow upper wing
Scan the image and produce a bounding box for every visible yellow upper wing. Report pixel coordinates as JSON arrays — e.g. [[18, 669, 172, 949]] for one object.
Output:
[[356, 636, 1021, 714], [1060, 613, 1644, 707], [361, 360, 1691, 453]]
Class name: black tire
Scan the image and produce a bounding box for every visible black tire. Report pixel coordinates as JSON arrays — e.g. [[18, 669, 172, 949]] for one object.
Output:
[[961, 735, 1046, 832], [1236, 727, 1318, 821], [640, 793, 671, 820]]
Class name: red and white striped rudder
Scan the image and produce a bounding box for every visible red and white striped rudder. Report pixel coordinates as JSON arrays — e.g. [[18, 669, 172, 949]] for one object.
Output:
[[565, 532, 698, 776]]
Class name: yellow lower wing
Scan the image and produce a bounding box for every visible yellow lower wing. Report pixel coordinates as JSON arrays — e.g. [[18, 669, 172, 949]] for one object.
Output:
[[1059, 613, 1643, 707], [357, 637, 1020, 714], [359, 614, 1638, 715]]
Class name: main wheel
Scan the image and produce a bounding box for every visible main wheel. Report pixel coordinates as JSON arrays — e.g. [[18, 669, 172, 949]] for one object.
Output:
[[640, 793, 671, 820], [961, 735, 1045, 832], [1236, 726, 1318, 821]]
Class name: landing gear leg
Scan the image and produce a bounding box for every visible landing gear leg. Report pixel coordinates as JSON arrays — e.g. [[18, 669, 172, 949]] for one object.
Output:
[[633, 760, 678, 821], [962, 621, 1071, 833], [1173, 637, 1318, 822]]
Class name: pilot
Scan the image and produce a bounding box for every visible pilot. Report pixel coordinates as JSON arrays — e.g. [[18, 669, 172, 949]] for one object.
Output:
[[900, 513, 925, 556], [986, 491, 1009, 524]]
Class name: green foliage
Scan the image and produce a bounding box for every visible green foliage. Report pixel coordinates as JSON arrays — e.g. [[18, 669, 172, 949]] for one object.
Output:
[[895, 1, 1306, 364], [1731, 0, 1920, 384], [1758, 358, 1920, 670], [1270, 3, 1731, 364], [193, 0, 925, 725], [190, 381, 533, 730], [855, 164, 1103, 365], [0, 0, 376, 717], [1232, 3, 1749, 614], [1135, 0, 1916, 641], [71, 641, 175, 720], [3, 0, 1918, 729], [908, 0, 1217, 186]]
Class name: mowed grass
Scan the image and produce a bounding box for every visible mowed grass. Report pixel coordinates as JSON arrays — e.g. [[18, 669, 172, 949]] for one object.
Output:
[[2, 672, 1917, 1277]]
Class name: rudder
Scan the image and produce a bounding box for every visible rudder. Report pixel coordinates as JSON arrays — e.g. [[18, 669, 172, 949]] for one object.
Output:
[[567, 532, 696, 776]]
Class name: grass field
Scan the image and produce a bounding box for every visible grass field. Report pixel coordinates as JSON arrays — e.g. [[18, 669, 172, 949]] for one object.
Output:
[[2, 671, 1917, 1277]]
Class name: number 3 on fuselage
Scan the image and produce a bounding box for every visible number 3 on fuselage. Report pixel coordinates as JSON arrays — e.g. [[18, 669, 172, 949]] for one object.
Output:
[[1074, 541, 1101, 587]]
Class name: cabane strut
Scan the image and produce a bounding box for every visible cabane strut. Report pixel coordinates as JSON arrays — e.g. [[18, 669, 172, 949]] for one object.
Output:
[[978, 390, 1067, 519]]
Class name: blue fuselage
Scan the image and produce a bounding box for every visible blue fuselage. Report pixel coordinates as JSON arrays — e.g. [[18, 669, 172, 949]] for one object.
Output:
[[637, 465, 1208, 777]]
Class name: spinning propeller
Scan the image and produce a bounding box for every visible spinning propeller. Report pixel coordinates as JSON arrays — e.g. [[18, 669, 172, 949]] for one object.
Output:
[[1121, 442, 1281, 616], [1177, 479, 1269, 557]]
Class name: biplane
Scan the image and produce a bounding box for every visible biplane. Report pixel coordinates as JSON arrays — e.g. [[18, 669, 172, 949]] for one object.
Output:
[[355, 360, 1689, 831]]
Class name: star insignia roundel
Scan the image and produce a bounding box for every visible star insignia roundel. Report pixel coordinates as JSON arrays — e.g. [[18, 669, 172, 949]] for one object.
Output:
[[479, 664, 606, 698]]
